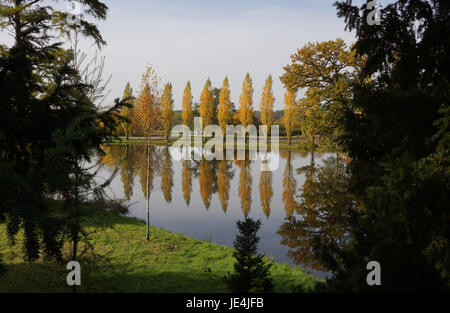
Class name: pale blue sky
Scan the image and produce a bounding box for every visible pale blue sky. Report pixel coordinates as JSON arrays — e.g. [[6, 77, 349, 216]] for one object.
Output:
[[1, 0, 357, 110]]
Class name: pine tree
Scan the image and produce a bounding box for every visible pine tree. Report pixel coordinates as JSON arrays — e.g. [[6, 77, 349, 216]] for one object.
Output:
[[199, 78, 214, 132], [182, 82, 194, 129], [161, 83, 174, 140], [260, 75, 275, 137], [0, 0, 127, 263], [217, 77, 233, 138], [225, 217, 274, 293]]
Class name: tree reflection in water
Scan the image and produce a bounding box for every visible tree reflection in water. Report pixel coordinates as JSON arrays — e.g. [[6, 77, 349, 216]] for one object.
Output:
[[100, 145, 363, 274], [259, 167, 273, 218], [217, 157, 233, 212], [199, 158, 214, 209], [100, 145, 361, 271], [161, 146, 174, 203], [281, 151, 297, 217], [182, 159, 193, 206], [278, 155, 360, 274], [236, 156, 252, 218]]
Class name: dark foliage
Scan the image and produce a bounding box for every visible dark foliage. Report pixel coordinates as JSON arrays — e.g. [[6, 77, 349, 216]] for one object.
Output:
[[0, 0, 130, 265], [318, 0, 450, 291], [225, 217, 274, 293]]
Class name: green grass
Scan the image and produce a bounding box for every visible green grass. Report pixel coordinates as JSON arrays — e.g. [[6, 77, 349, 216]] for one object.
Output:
[[0, 206, 318, 293]]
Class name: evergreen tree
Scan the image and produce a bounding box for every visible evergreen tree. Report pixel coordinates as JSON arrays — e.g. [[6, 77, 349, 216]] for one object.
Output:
[[306, 0, 450, 291], [225, 217, 274, 293], [0, 0, 127, 263]]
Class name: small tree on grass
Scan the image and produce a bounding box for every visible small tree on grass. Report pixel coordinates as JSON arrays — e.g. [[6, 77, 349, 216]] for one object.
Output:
[[225, 217, 274, 293]]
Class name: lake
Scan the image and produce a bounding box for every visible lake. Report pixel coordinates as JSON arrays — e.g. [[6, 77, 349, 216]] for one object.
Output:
[[99, 144, 341, 278]]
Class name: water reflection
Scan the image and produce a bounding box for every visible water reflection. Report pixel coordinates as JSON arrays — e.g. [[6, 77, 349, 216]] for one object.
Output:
[[121, 145, 135, 200], [217, 159, 234, 212], [100, 144, 352, 276], [259, 167, 273, 218], [161, 146, 174, 203], [236, 157, 252, 217], [281, 151, 297, 217], [277, 155, 357, 274], [182, 160, 193, 206]]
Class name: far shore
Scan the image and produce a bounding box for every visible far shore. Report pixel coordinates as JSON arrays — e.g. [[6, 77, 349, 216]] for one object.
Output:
[[106, 135, 340, 153]]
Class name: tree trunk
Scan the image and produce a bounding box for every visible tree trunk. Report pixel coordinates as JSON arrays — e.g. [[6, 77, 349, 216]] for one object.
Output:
[[146, 141, 150, 241]]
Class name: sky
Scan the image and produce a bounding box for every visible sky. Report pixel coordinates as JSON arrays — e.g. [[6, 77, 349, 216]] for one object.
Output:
[[1, 0, 357, 110]]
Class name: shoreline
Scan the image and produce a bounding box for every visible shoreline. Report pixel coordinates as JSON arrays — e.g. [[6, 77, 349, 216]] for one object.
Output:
[[105, 136, 341, 154]]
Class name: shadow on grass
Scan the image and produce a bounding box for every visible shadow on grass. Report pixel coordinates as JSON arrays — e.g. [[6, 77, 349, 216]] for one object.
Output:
[[0, 262, 311, 293], [0, 263, 230, 293]]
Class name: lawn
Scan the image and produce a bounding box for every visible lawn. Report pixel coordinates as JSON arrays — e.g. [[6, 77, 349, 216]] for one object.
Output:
[[0, 206, 318, 293]]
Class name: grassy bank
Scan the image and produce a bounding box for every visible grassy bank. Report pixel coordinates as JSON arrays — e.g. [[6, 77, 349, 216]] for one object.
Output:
[[0, 205, 318, 293]]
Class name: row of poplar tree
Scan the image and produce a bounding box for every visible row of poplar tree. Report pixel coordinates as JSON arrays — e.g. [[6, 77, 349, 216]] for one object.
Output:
[[118, 72, 283, 141], [117, 64, 340, 146]]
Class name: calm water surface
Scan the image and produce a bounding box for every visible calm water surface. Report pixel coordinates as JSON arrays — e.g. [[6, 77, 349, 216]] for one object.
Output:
[[100, 144, 339, 278]]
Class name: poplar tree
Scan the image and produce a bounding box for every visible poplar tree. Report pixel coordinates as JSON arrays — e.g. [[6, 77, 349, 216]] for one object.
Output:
[[282, 90, 298, 145], [120, 82, 134, 139], [134, 66, 160, 241], [134, 66, 161, 138], [199, 78, 214, 132], [182, 81, 194, 129], [217, 77, 233, 138], [260, 75, 275, 137], [238, 73, 254, 128], [161, 83, 174, 140]]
